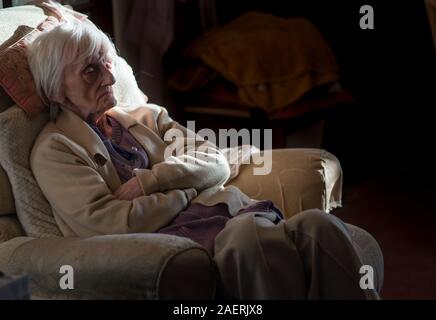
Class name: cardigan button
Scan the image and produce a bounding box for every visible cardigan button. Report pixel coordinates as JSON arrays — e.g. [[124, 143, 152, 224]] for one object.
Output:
[[93, 153, 107, 167]]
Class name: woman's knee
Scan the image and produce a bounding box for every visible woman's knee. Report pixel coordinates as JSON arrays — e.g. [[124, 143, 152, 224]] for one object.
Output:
[[214, 214, 260, 258], [345, 224, 384, 292], [285, 209, 351, 242], [289, 209, 335, 228]]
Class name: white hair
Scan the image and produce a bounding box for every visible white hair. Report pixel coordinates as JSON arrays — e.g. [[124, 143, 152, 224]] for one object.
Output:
[[27, 20, 117, 116]]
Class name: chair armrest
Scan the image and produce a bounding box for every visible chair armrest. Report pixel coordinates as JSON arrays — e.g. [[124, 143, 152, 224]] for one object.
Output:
[[0, 234, 216, 299], [226, 148, 343, 218]]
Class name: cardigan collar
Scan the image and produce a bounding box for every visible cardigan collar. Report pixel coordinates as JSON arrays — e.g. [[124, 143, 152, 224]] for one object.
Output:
[[54, 105, 167, 190], [54, 106, 140, 191]]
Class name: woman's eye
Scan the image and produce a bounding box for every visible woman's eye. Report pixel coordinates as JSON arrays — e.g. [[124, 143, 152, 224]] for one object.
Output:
[[84, 64, 96, 74]]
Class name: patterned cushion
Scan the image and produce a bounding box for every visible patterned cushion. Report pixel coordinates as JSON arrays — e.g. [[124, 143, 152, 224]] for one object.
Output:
[[0, 16, 59, 116], [0, 106, 62, 237], [0, 6, 50, 116]]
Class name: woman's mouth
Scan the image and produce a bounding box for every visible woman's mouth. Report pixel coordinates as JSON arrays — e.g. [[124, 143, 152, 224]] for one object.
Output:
[[99, 88, 113, 100]]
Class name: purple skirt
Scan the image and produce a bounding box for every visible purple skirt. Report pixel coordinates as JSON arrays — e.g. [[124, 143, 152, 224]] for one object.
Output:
[[157, 200, 283, 256]]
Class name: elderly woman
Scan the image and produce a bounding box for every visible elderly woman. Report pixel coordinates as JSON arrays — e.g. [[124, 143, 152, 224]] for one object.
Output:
[[27, 20, 383, 300]]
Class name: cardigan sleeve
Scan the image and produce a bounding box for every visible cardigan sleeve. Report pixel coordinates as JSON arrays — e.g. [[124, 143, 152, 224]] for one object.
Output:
[[133, 105, 231, 196], [31, 133, 196, 237]]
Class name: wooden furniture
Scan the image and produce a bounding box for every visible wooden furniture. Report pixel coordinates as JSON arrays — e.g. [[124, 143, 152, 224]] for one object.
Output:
[[175, 82, 355, 149]]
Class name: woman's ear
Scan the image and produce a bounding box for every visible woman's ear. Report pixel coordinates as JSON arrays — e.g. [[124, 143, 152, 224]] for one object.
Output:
[[54, 86, 68, 107], [62, 97, 76, 112]]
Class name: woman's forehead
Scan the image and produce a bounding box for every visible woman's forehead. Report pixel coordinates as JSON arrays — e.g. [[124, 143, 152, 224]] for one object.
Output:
[[74, 50, 108, 65], [85, 51, 106, 62]]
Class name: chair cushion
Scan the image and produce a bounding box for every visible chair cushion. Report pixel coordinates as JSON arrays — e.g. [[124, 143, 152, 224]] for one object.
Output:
[[0, 106, 62, 237], [0, 16, 59, 116], [0, 6, 50, 115]]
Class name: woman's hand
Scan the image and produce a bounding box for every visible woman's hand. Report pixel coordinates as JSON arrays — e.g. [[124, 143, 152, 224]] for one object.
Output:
[[113, 177, 144, 201]]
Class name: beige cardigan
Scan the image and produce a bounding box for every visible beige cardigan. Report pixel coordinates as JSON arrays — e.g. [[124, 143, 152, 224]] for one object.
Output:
[[30, 104, 254, 237]]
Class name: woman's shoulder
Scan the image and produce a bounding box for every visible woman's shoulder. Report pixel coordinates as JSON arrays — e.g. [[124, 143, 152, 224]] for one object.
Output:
[[108, 103, 165, 132], [30, 121, 89, 167], [111, 103, 163, 120], [32, 121, 64, 150]]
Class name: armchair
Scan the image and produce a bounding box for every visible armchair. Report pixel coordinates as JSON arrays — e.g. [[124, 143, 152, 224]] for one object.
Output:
[[0, 4, 342, 299]]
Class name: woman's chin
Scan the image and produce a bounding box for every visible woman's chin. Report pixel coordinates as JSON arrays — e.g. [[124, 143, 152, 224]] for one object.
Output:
[[108, 97, 117, 108], [101, 95, 117, 110]]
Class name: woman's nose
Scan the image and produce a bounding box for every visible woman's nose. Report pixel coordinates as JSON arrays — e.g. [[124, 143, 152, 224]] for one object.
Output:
[[101, 63, 116, 86]]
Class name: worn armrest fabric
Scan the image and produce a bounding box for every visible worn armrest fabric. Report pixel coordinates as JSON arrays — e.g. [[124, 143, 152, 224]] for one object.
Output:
[[0, 234, 216, 299], [227, 148, 342, 218]]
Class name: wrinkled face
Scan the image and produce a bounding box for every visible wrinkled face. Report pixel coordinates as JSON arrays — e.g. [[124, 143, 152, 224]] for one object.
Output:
[[63, 52, 117, 122]]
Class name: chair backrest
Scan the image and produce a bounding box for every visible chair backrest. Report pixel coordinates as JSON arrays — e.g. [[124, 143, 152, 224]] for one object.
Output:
[[0, 5, 48, 221], [0, 6, 59, 235]]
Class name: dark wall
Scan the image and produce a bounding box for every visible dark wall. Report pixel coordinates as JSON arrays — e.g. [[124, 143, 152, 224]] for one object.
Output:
[[217, 0, 436, 177]]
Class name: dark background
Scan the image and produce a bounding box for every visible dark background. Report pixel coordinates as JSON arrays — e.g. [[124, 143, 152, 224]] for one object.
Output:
[[214, 0, 436, 184], [169, 0, 436, 298], [88, 0, 436, 184]]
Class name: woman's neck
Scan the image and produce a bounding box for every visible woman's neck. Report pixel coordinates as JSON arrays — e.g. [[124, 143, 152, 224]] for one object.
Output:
[[62, 101, 104, 125], [86, 113, 103, 125], [89, 113, 113, 139]]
